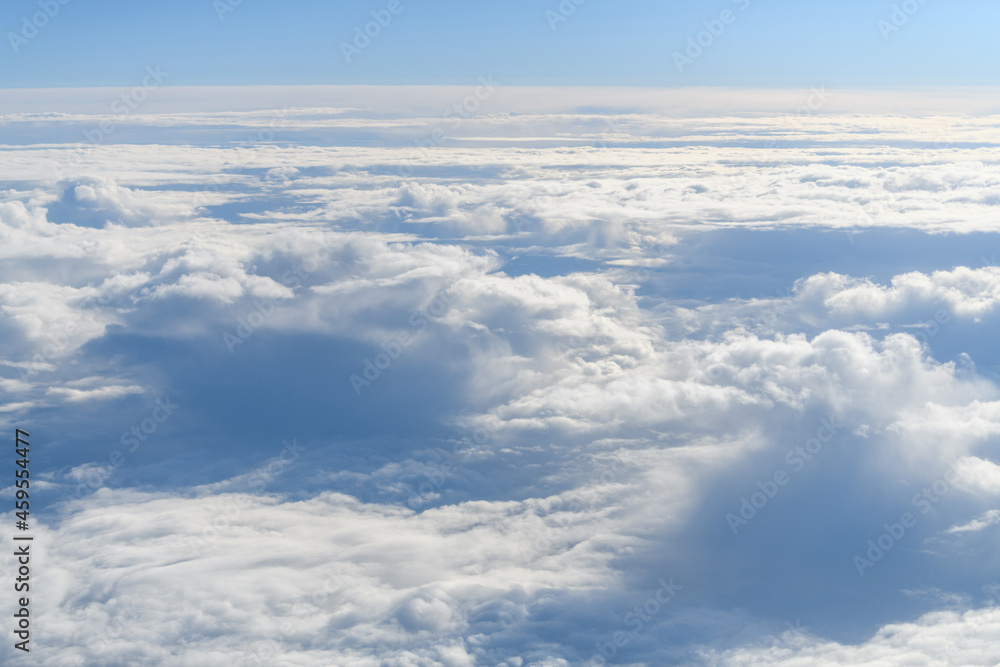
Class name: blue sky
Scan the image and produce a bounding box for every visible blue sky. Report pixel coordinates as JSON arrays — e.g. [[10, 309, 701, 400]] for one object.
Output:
[[1, 0, 998, 87]]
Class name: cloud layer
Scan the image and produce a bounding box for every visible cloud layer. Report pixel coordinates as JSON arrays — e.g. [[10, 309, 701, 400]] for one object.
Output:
[[2, 89, 1000, 665]]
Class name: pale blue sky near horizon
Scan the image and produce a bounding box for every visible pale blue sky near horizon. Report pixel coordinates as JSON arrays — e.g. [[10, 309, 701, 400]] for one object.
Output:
[[0, 0, 996, 89]]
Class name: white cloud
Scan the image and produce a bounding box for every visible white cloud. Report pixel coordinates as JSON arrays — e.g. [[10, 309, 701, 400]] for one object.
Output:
[[45, 384, 145, 402], [703, 606, 1000, 666], [945, 509, 1000, 534], [5, 488, 626, 665], [3, 91, 1000, 665]]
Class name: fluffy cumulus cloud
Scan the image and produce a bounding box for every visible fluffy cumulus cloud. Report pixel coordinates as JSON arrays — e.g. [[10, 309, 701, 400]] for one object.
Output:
[[702, 606, 1000, 665], [1, 88, 1000, 665]]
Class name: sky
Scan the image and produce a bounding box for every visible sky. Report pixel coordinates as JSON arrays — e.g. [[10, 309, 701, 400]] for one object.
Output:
[[3, 3, 1000, 667], [1, 0, 999, 88]]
